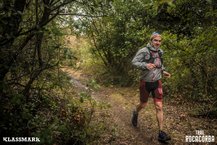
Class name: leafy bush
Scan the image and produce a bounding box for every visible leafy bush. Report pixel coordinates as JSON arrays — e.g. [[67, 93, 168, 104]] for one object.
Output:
[[1, 69, 107, 145]]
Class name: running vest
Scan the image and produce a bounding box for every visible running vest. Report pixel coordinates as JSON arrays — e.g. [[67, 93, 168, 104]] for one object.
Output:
[[146, 47, 163, 68]]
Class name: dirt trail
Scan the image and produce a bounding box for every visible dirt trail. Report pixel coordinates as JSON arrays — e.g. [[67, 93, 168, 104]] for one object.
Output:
[[62, 67, 217, 145]]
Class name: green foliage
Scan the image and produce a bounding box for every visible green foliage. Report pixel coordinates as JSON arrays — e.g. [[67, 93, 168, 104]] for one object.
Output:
[[1, 69, 106, 144], [75, 0, 157, 86], [71, 0, 217, 117], [1, 1, 217, 144], [162, 27, 217, 98], [160, 27, 217, 117], [0, 1, 110, 144], [87, 79, 101, 90]]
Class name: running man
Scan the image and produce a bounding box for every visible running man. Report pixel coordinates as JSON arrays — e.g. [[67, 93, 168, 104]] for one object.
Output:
[[131, 32, 171, 142]]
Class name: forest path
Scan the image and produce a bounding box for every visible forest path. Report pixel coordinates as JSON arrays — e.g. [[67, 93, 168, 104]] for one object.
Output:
[[62, 67, 217, 145]]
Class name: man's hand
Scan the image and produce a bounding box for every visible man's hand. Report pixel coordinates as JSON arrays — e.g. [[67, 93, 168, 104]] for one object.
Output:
[[163, 71, 171, 78], [146, 63, 156, 70]]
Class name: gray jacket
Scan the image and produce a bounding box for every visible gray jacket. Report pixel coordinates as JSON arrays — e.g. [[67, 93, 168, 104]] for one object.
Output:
[[132, 43, 165, 82]]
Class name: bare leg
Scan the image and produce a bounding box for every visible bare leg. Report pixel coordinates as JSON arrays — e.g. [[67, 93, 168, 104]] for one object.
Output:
[[132, 102, 147, 127], [136, 102, 147, 113], [154, 101, 163, 131]]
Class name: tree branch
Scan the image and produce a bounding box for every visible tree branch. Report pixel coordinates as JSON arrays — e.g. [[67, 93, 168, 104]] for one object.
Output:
[[54, 13, 107, 17]]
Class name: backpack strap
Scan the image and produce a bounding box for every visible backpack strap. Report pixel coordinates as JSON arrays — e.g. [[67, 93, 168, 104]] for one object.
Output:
[[146, 47, 163, 65]]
